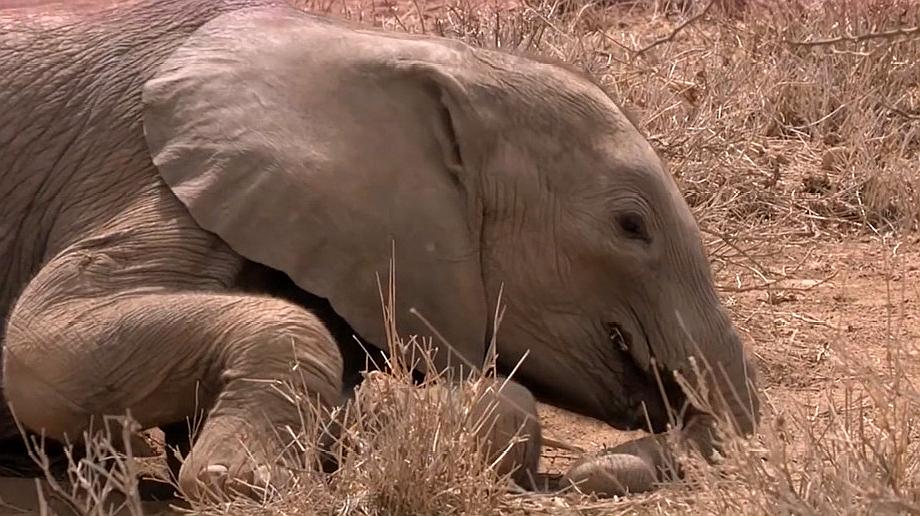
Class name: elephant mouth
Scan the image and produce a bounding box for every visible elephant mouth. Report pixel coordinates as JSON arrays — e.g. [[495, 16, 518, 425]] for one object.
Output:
[[606, 321, 687, 432]]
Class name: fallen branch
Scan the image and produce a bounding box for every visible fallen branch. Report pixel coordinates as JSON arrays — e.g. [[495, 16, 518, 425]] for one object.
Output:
[[635, 0, 716, 56], [786, 25, 920, 47], [886, 104, 920, 121]]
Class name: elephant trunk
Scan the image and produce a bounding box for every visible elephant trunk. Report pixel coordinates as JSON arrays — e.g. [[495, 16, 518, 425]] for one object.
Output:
[[689, 321, 760, 438], [648, 297, 760, 439]]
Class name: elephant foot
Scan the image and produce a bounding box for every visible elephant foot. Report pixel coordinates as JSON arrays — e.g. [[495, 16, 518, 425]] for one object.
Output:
[[561, 415, 723, 497], [177, 414, 292, 502], [562, 450, 660, 497]]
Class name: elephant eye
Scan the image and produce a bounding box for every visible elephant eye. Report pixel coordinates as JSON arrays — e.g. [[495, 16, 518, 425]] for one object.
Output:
[[617, 212, 649, 242]]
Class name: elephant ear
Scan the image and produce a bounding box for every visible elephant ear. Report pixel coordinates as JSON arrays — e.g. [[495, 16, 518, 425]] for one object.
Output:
[[142, 6, 490, 375]]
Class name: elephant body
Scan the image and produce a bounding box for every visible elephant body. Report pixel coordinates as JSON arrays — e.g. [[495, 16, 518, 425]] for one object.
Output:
[[0, 0, 759, 500], [1, 0, 278, 436], [1, 0, 353, 495]]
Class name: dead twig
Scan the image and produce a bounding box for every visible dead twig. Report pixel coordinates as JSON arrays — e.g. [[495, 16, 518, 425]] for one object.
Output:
[[786, 25, 920, 47], [718, 270, 838, 294], [410, 0, 427, 33], [635, 0, 716, 55], [542, 437, 585, 454], [885, 104, 920, 121]]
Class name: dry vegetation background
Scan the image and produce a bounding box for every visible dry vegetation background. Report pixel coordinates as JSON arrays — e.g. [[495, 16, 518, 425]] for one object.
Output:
[[2, 0, 919, 515]]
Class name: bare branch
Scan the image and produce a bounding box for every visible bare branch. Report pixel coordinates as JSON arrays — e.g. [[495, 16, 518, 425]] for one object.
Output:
[[885, 104, 920, 121], [635, 0, 716, 56], [786, 25, 920, 47]]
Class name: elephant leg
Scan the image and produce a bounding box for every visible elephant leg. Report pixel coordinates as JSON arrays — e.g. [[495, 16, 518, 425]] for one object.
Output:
[[2, 258, 344, 501], [466, 378, 542, 489]]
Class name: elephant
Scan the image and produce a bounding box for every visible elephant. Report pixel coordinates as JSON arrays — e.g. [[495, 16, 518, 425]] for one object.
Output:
[[0, 0, 760, 501]]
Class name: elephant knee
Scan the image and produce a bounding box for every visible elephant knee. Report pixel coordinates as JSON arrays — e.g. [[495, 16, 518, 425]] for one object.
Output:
[[3, 331, 89, 441]]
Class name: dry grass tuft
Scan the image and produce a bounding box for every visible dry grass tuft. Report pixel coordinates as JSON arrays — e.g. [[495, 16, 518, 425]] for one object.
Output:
[[2, 415, 149, 515], [214, 350, 518, 515]]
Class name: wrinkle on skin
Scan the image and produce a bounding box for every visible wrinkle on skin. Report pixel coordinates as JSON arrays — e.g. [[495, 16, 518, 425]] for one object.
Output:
[[626, 304, 654, 374], [495, 293, 655, 427], [5, 239, 243, 426]]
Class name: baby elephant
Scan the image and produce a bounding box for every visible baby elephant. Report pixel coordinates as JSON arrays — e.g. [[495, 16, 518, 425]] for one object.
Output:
[[0, 0, 759, 499]]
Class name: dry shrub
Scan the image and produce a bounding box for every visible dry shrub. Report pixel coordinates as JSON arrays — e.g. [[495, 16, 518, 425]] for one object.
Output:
[[308, 360, 511, 515], [172, 280, 569, 515], [5, 415, 148, 515]]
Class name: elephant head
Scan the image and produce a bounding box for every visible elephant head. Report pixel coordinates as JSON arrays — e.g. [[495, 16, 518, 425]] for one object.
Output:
[[142, 5, 759, 438]]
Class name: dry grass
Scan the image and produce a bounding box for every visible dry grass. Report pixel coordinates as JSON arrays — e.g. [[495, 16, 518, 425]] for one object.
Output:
[[8, 1, 920, 515], [174, 350, 524, 515]]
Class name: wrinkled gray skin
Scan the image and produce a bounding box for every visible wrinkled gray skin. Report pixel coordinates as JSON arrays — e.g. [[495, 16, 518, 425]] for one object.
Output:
[[0, 0, 759, 501]]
